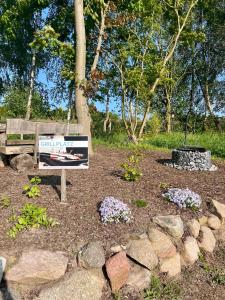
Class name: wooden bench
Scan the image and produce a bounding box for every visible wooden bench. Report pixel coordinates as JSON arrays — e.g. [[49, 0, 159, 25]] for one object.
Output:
[[0, 119, 83, 155]]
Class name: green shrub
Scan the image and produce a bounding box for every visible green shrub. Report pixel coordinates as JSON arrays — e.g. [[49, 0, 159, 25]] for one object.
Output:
[[121, 149, 143, 181], [23, 176, 41, 198], [146, 112, 162, 136], [8, 203, 59, 238], [0, 195, 11, 208], [133, 199, 148, 208]]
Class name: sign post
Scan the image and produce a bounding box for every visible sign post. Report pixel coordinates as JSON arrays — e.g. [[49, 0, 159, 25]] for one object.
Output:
[[38, 136, 89, 203]]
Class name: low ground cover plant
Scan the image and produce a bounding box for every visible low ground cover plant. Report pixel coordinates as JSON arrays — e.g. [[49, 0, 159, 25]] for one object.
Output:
[[121, 149, 143, 181], [144, 275, 182, 300], [8, 203, 59, 238], [199, 253, 225, 285], [99, 196, 132, 223], [23, 176, 41, 198], [0, 195, 11, 209], [163, 188, 201, 210], [133, 199, 148, 208]]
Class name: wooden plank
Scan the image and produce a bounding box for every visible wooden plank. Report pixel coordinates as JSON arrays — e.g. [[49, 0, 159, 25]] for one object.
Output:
[[0, 124, 6, 133], [0, 145, 34, 155], [0, 133, 6, 146], [6, 119, 83, 135], [6, 140, 35, 146]]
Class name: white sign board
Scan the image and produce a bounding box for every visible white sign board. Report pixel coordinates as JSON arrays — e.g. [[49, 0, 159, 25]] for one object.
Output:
[[39, 136, 88, 169]]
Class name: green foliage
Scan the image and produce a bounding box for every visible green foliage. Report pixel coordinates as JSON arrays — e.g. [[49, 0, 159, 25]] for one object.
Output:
[[159, 182, 169, 191], [23, 176, 41, 198], [0, 195, 11, 209], [8, 203, 59, 238], [199, 253, 225, 285], [121, 149, 143, 181], [144, 275, 182, 300], [133, 199, 147, 208], [146, 113, 162, 136], [3, 86, 50, 119]]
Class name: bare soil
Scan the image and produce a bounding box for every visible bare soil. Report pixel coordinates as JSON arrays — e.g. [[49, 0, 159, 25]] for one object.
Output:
[[0, 146, 225, 299]]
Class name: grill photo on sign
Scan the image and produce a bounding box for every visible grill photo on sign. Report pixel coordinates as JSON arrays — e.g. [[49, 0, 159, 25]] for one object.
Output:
[[39, 136, 88, 169]]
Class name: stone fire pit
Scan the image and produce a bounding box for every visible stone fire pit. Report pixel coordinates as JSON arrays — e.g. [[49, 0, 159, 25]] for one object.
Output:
[[165, 146, 217, 171]]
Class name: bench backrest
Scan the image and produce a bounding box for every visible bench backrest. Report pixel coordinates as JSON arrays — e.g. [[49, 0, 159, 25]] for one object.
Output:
[[6, 119, 83, 135]]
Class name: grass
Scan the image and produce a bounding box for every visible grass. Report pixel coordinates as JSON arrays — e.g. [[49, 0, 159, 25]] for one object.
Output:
[[144, 275, 182, 300], [132, 199, 148, 208], [93, 131, 225, 159]]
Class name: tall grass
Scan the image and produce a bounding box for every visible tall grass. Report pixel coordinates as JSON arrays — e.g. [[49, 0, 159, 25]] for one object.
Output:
[[93, 132, 225, 159]]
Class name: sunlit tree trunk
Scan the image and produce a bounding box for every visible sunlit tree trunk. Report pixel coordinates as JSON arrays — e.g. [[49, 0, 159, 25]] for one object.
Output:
[[26, 50, 36, 120], [74, 0, 93, 154]]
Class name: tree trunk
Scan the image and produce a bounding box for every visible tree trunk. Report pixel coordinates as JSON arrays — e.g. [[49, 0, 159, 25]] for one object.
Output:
[[103, 95, 111, 133], [74, 0, 93, 154], [164, 88, 172, 133], [26, 50, 36, 120]]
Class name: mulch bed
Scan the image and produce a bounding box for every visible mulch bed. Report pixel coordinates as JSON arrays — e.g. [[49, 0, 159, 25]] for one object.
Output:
[[0, 146, 225, 299]]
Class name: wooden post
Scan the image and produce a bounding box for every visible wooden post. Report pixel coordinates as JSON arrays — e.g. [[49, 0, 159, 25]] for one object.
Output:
[[61, 169, 67, 203], [60, 123, 69, 203], [34, 123, 39, 165]]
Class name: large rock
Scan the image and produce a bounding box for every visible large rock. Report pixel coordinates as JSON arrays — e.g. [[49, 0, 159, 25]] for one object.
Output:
[[6, 250, 68, 285], [147, 227, 176, 258], [126, 261, 151, 291], [10, 154, 34, 172], [78, 241, 105, 269], [126, 239, 158, 270], [105, 251, 130, 292], [181, 236, 200, 265], [0, 286, 22, 300], [211, 199, 225, 220], [207, 214, 221, 230], [187, 219, 200, 238], [36, 268, 105, 300], [0, 256, 6, 282], [214, 224, 225, 241], [152, 215, 184, 238], [160, 253, 181, 277], [198, 226, 216, 253]]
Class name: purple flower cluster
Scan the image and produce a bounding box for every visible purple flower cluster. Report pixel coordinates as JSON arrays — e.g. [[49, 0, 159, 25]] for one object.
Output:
[[163, 188, 201, 209], [99, 196, 132, 223]]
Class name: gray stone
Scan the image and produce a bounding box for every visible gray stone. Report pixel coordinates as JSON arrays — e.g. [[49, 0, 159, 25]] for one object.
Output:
[[211, 199, 225, 220], [78, 241, 105, 269], [0, 256, 6, 282], [10, 154, 34, 172], [6, 250, 68, 285], [181, 236, 200, 265], [160, 253, 181, 277], [207, 214, 221, 230], [126, 239, 158, 270], [126, 261, 151, 291], [198, 226, 216, 253], [0, 286, 22, 300], [187, 219, 200, 238], [152, 215, 184, 238], [35, 268, 105, 300], [147, 227, 176, 258]]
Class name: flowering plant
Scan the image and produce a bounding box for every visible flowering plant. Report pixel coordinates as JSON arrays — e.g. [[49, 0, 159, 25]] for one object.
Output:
[[99, 196, 132, 223], [163, 188, 201, 210]]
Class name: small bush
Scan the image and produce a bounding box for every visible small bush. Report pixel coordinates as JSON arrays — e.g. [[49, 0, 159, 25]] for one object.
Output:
[[99, 196, 132, 224], [23, 176, 41, 198], [146, 112, 162, 136], [8, 203, 59, 238], [163, 188, 201, 210], [121, 149, 143, 181], [133, 199, 148, 208]]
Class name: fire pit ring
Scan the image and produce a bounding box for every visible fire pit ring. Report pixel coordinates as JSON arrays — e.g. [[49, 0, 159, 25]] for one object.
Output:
[[165, 146, 217, 171]]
